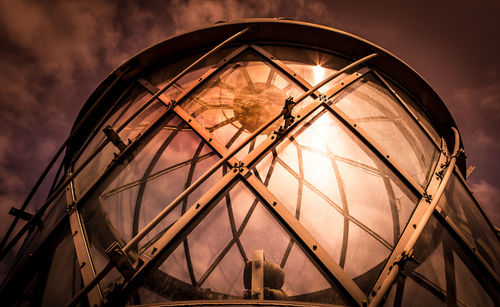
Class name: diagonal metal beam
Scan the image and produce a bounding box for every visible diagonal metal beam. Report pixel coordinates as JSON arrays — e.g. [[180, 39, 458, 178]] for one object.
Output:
[[65, 51, 378, 306], [242, 170, 366, 305], [368, 128, 460, 306], [127, 69, 371, 305], [60, 37, 252, 307], [66, 180, 102, 306]]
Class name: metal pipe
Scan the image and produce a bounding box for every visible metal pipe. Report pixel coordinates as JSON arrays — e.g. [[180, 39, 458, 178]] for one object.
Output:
[[144, 27, 250, 106], [368, 127, 460, 307], [295, 53, 378, 103], [124, 52, 378, 252], [63, 28, 251, 307], [65, 51, 378, 307]]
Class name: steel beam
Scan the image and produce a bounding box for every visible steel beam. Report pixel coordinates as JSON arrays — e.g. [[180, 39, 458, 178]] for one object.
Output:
[[368, 128, 460, 306], [61, 31, 252, 307], [66, 180, 102, 305], [127, 69, 370, 305], [242, 170, 366, 305]]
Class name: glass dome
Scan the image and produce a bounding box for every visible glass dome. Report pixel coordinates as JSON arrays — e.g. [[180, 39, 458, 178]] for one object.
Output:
[[0, 19, 498, 307]]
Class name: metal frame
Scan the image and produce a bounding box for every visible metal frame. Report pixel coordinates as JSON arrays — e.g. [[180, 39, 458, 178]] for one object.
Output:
[[66, 180, 102, 305], [66, 44, 457, 306], [368, 128, 460, 306], [120, 71, 369, 306], [4, 20, 499, 307]]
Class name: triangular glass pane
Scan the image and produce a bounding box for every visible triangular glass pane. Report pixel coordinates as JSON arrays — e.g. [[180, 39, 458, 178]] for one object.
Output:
[[179, 50, 311, 160], [413, 242, 446, 292], [80, 113, 224, 255], [159, 242, 191, 284], [187, 195, 234, 282]]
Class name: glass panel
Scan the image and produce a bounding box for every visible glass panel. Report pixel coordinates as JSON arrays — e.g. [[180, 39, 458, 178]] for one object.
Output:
[[180, 51, 312, 161], [401, 215, 497, 306], [438, 174, 500, 273], [259, 44, 350, 93], [78, 114, 224, 292], [149, 47, 238, 94], [334, 73, 439, 186], [135, 181, 352, 305], [254, 108, 419, 293], [454, 252, 494, 307], [73, 91, 165, 197], [41, 231, 82, 307], [400, 277, 445, 307], [384, 77, 441, 144]]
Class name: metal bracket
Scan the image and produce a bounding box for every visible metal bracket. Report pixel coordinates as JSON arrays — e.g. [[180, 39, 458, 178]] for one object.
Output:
[[103, 125, 128, 152], [8, 207, 33, 221], [105, 242, 136, 281], [232, 161, 245, 173], [393, 249, 414, 268], [280, 96, 296, 131], [422, 192, 433, 203]]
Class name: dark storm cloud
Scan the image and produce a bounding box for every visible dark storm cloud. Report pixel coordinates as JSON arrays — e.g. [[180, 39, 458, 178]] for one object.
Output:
[[0, 0, 498, 275]]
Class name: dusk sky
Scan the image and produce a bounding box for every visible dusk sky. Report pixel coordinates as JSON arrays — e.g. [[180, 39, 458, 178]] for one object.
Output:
[[0, 0, 499, 254]]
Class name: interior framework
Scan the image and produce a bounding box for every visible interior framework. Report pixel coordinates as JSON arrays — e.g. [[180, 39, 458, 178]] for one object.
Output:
[[1, 20, 498, 307]]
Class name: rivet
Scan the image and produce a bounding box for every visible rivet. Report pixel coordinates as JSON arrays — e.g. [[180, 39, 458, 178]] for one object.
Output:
[[195, 203, 200, 209], [208, 138, 212, 142], [386, 155, 390, 159], [272, 201, 277, 206], [151, 247, 157, 255], [353, 123, 357, 127], [199, 78, 202, 81], [412, 224, 416, 229], [312, 245, 317, 251]]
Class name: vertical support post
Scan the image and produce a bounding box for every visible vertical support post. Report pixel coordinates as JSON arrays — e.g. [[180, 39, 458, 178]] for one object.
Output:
[[66, 180, 102, 306], [251, 250, 265, 300]]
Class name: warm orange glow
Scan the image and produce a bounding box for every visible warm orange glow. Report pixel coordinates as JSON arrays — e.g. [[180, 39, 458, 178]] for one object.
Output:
[[312, 64, 325, 85]]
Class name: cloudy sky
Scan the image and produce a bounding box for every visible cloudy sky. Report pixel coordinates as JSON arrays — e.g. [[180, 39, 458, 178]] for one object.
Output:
[[0, 0, 498, 254]]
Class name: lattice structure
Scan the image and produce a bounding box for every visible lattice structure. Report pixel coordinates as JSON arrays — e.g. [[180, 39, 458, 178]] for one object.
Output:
[[1, 19, 498, 307]]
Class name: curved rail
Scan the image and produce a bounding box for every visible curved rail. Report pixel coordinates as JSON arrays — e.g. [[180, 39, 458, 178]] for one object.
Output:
[[368, 127, 460, 307]]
